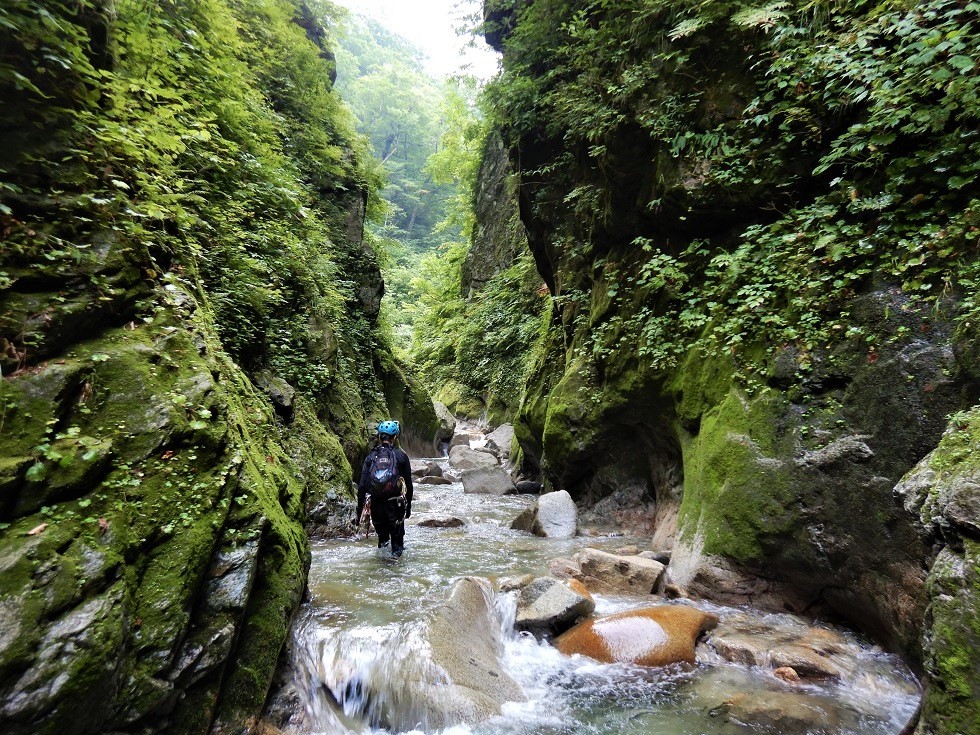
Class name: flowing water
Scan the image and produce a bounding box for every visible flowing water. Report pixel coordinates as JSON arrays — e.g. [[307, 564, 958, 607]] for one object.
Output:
[[280, 461, 920, 735]]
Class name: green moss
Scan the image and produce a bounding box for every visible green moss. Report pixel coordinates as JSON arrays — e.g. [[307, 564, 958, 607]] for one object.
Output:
[[208, 521, 308, 731], [434, 379, 486, 419], [286, 398, 354, 509], [920, 539, 980, 735], [677, 383, 796, 563], [541, 356, 602, 464], [670, 345, 736, 426], [928, 409, 980, 476]]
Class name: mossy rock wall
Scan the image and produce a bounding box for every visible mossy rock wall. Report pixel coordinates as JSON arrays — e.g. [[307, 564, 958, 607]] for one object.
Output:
[[425, 128, 540, 428], [483, 0, 980, 724], [0, 0, 415, 731], [896, 408, 980, 735], [376, 350, 442, 459], [0, 284, 311, 734]]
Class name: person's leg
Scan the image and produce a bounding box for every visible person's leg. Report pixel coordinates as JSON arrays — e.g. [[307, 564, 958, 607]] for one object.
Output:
[[371, 501, 390, 548], [387, 497, 406, 556]]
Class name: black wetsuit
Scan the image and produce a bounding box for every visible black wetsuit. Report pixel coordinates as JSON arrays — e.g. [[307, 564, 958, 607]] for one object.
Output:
[[356, 442, 414, 556]]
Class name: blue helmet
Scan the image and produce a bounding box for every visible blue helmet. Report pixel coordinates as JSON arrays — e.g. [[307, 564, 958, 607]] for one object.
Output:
[[377, 420, 400, 438]]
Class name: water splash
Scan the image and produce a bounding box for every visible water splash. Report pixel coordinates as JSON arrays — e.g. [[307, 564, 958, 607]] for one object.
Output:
[[280, 470, 920, 735], [293, 615, 453, 733]]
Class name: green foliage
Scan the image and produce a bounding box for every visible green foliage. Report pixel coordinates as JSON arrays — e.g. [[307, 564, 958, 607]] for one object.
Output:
[[425, 78, 489, 238], [327, 13, 495, 359], [483, 0, 980, 376], [412, 247, 546, 417], [331, 13, 457, 249], [0, 0, 382, 400]]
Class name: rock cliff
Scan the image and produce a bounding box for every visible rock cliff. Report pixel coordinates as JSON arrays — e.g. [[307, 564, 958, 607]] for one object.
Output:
[[0, 0, 434, 732], [482, 0, 980, 731]]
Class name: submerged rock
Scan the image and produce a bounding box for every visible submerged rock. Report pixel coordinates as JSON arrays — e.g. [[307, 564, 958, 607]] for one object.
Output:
[[713, 690, 841, 731], [701, 610, 856, 682], [555, 605, 718, 667], [417, 516, 466, 528], [773, 666, 801, 684]]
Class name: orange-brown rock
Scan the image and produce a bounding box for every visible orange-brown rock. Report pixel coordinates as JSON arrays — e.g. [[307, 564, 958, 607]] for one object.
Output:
[[554, 605, 719, 667], [774, 666, 802, 684]]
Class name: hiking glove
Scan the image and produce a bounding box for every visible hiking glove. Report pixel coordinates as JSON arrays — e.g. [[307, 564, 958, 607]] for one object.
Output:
[[405, 505, 411, 519]]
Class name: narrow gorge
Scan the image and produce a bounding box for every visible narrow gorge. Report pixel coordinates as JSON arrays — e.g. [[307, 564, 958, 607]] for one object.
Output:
[[1, 0, 978, 734]]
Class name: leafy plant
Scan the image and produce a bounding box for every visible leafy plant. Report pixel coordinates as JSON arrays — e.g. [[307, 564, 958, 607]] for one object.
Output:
[[480, 0, 980, 378]]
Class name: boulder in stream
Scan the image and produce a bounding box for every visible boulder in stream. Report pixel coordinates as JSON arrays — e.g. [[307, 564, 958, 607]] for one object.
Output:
[[514, 577, 595, 635], [514, 480, 543, 494], [572, 548, 666, 594], [510, 490, 577, 537], [484, 423, 515, 461], [555, 605, 719, 667], [411, 460, 443, 478], [319, 577, 525, 732], [537, 490, 577, 538], [462, 466, 515, 495], [511, 506, 540, 534], [433, 401, 456, 451], [423, 577, 526, 724], [448, 445, 498, 471], [419, 475, 453, 486], [449, 432, 478, 450]]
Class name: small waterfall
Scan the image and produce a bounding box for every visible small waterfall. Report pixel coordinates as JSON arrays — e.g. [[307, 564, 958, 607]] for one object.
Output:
[[493, 590, 518, 641], [291, 615, 447, 733]]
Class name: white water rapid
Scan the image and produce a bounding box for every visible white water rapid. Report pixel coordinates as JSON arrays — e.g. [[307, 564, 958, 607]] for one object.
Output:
[[278, 460, 920, 735]]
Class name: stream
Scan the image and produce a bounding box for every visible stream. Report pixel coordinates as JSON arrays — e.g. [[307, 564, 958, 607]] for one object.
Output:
[[278, 459, 920, 735]]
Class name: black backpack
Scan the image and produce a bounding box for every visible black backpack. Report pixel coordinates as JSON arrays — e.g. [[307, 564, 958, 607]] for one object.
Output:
[[367, 444, 399, 498]]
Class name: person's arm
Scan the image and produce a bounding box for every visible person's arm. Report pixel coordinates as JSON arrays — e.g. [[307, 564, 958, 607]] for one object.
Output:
[[399, 451, 414, 517], [356, 452, 372, 520]]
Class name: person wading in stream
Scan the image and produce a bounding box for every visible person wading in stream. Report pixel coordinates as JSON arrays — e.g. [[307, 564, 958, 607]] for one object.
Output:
[[356, 420, 414, 558]]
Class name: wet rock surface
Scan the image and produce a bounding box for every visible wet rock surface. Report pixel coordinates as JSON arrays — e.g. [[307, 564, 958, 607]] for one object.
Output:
[[509, 489, 577, 537], [416, 516, 466, 528], [419, 475, 453, 486], [285, 470, 922, 735], [514, 577, 595, 635], [425, 578, 527, 723], [448, 446, 499, 471], [449, 433, 479, 450], [535, 490, 577, 538], [553, 548, 666, 594], [697, 608, 867, 685], [461, 466, 515, 495], [514, 480, 543, 494], [554, 604, 719, 667], [483, 424, 515, 461]]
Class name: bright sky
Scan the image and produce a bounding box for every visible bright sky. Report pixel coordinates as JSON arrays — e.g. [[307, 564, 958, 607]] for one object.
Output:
[[334, 0, 500, 80]]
